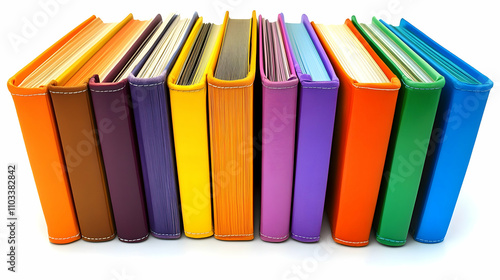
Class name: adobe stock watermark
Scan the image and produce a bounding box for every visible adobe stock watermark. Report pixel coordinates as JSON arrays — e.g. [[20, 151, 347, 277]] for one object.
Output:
[[210, 99, 297, 195], [183, 93, 297, 224], [370, 0, 404, 22], [48, 85, 177, 181], [6, 164, 18, 273], [383, 88, 489, 184], [110, 268, 135, 280], [212, 0, 244, 18], [336, 0, 405, 75], [8, 0, 70, 53], [48, 83, 157, 182], [51, 115, 116, 182], [282, 242, 336, 280]]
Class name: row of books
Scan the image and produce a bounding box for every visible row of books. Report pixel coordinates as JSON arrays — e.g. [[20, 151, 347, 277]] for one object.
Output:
[[7, 11, 493, 247]]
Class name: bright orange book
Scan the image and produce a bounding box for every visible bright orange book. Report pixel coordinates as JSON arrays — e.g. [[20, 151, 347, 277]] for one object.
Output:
[[7, 15, 129, 243], [312, 19, 400, 246]]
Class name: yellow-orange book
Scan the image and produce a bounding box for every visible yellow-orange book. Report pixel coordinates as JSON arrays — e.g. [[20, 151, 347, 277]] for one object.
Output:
[[207, 11, 257, 240]]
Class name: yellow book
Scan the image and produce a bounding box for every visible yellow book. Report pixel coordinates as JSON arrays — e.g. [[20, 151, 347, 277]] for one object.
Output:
[[167, 17, 224, 238]]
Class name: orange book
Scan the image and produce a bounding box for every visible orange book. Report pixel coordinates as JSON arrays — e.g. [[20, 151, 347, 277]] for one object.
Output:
[[47, 15, 152, 242], [207, 11, 257, 240], [6, 16, 118, 244], [312, 19, 400, 246]]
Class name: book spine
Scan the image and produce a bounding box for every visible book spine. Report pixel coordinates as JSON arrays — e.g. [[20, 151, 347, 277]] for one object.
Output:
[[89, 77, 149, 242], [49, 84, 115, 242], [129, 76, 181, 239], [375, 85, 441, 246], [260, 83, 298, 242], [10, 92, 81, 244], [411, 86, 490, 243], [290, 84, 337, 242], [327, 85, 398, 247], [169, 86, 213, 238], [208, 83, 254, 241]]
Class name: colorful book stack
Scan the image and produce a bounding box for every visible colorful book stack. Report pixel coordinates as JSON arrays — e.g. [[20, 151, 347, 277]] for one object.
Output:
[[7, 11, 493, 247], [351, 16, 444, 246]]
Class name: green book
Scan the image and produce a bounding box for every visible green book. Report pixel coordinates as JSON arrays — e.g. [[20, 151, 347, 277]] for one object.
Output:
[[352, 16, 445, 246]]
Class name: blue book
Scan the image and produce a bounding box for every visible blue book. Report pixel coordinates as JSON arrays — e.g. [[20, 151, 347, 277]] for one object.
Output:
[[382, 19, 493, 243]]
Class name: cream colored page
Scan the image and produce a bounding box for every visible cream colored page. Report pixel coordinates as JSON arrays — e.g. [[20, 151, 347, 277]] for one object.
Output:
[[150, 18, 190, 77], [99, 20, 152, 79], [192, 24, 221, 84], [138, 17, 191, 78], [20, 18, 117, 87], [138, 16, 180, 78], [114, 14, 174, 81], [316, 23, 389, 83], [360, 23, 433, 83]]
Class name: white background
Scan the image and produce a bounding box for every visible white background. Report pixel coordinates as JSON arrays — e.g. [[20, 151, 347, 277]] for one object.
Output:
[[1, 0, 499, 279]]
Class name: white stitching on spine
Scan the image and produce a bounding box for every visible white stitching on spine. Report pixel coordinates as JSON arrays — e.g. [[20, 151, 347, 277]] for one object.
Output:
[[184, 230, 212, 235], [90, 85, 126, 93], [151, 230, 181, 236], [50, 89, 87, 95], [291, 233, 320, 240], [401, 79, 441, 91], [214, 233, 253, 237], [261, 83, 298, 90], [413, 237, 444, 243], [118, 234, 149, 242], [172, 88, 205, 93], [453, 88, 490, 93], [352, 84, 399, 91], [302, 86, 338, 90], [208, 82, 254, 89], [82, 232, 116, 241], [260, 232, 289, 240], [129, 81, 164, 87], [376, 234, 405, 243], [333, 236, 369, 244], [49, 232, 80, 240], [11, 93, 47, 97]]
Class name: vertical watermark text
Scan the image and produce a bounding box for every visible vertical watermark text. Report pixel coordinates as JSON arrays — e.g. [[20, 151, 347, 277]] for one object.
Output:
[[6, 164, 17, 273]]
